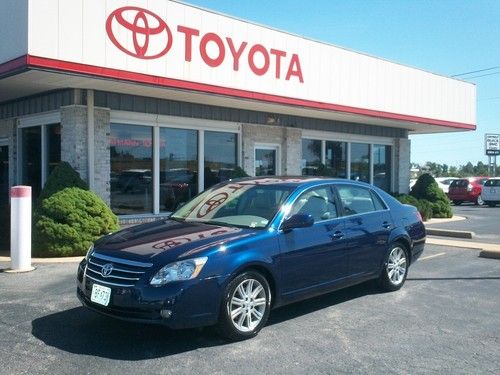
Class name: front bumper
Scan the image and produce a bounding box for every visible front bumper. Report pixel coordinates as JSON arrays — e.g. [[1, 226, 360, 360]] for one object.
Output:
[[76, 260, 223, 329]]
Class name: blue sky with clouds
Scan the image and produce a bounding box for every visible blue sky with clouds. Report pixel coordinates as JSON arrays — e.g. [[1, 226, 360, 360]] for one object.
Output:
[[183, 0, 500, 167]]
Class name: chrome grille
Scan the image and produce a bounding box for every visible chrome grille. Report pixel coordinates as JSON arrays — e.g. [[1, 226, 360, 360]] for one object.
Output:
[[85, 252, 153, 287]]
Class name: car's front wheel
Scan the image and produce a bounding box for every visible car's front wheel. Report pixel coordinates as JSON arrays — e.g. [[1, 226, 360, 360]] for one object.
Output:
[[216, 271, 271, 341], [378, 243, 409, 292]]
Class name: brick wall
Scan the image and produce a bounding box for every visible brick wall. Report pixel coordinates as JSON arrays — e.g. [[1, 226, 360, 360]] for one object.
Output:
[[60, 105, 111, 204]]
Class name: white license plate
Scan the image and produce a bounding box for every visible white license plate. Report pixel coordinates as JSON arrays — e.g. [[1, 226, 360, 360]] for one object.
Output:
[[90, 284, 111, 306]]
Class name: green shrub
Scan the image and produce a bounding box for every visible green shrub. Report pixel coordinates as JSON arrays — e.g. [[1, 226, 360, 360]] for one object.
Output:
[[395, 194, 433, 221], [394, 194, 418, 206], [33, 188, 119, 257], [230, 166, 249, 178], [416, 199, 433, 221], [410, 173, 452, 219], [431, 200, 453, 218], [410, 173, 436, 200], [38, 161, 88, 202]]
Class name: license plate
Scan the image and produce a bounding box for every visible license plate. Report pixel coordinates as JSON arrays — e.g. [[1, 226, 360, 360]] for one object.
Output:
[[90, 284, 111, 306]]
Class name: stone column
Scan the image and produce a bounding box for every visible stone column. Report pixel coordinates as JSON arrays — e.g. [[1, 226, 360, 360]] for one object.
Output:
[[396, 138, 411, 194], [60, 105, 111, 204]]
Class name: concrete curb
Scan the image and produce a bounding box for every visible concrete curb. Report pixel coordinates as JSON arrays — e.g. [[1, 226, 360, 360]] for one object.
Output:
[[425, 215, 466, 225], [425, 228, 475, 239], [427, 238, 500, 259], [0, 256, 84, 263], [479, 250, 500, 260]]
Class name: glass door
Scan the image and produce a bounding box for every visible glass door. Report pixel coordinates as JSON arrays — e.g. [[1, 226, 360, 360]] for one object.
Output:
[[255, 145, 279, 176]]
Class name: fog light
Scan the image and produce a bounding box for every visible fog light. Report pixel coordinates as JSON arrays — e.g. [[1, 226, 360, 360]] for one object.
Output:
[[160, 309, 172, 319]]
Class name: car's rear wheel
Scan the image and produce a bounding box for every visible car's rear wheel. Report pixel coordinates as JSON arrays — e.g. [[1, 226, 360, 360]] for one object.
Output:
[[378, 243, 409, 292], [453, 200, 462, 205], [216, 271, 271, 341], [476, 196, 484, 206]]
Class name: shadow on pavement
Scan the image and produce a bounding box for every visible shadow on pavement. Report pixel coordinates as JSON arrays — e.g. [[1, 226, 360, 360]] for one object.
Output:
[[31, 282, 379, 359]]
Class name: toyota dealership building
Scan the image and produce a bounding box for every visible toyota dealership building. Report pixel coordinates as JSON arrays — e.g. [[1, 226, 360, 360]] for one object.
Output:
[[0, 0, 476, 219]]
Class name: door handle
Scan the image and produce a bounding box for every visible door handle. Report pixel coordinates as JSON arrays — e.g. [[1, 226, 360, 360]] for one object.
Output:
[[330, 231, 344, 240], [382, 221, 391, 229]]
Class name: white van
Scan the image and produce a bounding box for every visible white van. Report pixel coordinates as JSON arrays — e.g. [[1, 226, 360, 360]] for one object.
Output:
[[481, 178, 500, 207]]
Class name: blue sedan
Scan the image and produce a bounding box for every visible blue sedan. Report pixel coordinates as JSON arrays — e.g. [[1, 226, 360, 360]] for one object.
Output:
[[77, 177, 425, 340]]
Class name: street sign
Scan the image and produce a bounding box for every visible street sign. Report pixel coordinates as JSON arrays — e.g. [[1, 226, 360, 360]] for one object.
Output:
[[485, 134, 500, 156]]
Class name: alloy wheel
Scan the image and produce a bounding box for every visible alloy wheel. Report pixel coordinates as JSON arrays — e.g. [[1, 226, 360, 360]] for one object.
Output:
[[386, 246, 407, 286], [229, 278, 267, 332]]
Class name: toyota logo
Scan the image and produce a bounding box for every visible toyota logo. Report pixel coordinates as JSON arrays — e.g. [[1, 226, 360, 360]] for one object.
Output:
[[101, 263, 114, 278], [106, 7, 173, 59], [197, 193, 229, 218]]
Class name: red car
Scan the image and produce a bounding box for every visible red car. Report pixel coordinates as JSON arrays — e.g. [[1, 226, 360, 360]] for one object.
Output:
[[447, 177, 489, 205]]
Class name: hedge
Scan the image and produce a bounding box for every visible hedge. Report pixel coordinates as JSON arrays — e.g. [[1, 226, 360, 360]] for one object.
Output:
[[33, 187, 119, 257]]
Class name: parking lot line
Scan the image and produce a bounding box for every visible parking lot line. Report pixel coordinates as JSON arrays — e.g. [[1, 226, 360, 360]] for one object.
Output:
[[419, 252, 446, 261]]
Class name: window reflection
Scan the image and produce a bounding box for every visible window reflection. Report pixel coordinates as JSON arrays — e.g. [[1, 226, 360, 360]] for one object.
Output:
[[325, 141, 347, 178], [350, 143, 370, 183], [22, 127, 42, 198], [204, 131, 237, 189], [47, 124, 61, 176], [373, 145, 392, 191], [160, 128, 198, 212], [110, 124, 153, 214], [301, 139, 321, 175]]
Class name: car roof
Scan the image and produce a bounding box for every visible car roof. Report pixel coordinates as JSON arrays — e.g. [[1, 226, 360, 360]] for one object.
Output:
[[228, 176, 372, 188]]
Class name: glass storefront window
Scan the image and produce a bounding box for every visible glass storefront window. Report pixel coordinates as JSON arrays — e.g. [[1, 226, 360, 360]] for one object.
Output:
[[20, 124, 61, 199], [22, 127, 42, 198], [204, 131, 237, 189], [301, 139, 321, 175], [160, 128, 198, 212], [47, 124, 61, 176], [350, 143, 370, 183], [325, 141, 347, 178], [373, 144, 392, 191], [110, 124, 153, 215]]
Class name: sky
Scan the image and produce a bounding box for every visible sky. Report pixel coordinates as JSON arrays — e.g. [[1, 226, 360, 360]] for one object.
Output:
[[182, 0, 500, 168]]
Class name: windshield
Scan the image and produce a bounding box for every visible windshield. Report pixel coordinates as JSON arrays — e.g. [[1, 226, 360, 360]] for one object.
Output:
[[171, 181, 295, 229]]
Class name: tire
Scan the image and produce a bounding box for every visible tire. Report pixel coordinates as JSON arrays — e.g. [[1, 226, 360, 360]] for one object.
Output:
[[453, 200, 462, 206], [216, 271, 271, 341], [378, 243, 409, 292], [476, 196, 484, 206]]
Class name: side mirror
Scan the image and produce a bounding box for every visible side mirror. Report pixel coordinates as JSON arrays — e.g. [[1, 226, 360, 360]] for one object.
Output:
[[281, 213, 314, 232]]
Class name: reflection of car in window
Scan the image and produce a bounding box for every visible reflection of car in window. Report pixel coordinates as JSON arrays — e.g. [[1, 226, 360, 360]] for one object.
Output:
[[115, 169, 152, 193], [160, 169, 197, 211]]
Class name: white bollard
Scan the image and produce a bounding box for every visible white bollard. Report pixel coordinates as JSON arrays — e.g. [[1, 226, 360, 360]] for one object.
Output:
[[10, 185, 34, 272]]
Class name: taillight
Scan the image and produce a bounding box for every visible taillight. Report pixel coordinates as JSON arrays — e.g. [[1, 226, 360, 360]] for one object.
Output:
[[467, 184, 473, 192]]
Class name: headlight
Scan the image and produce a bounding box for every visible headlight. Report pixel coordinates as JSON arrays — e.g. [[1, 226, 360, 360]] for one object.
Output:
[[150, 257, 208, 286], [85, 245, 94, 262]]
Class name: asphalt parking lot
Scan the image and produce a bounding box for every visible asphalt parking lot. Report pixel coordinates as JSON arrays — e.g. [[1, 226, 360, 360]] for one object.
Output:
[[426, 204, 500, 244], [1, 244, 499, 374]]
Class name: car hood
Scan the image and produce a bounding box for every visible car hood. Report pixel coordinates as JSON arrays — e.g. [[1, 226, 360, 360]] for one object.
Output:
[[93, 219, 256, 263]]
